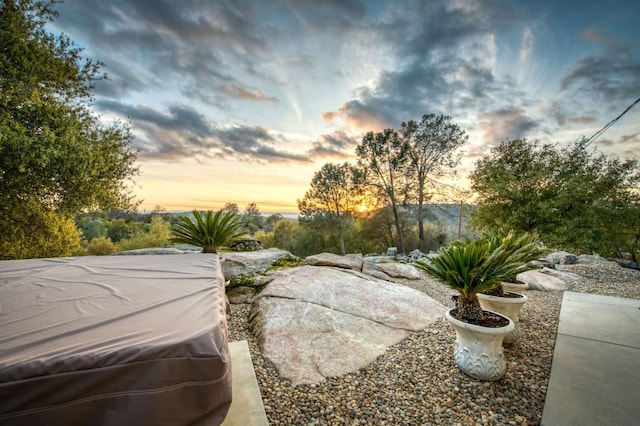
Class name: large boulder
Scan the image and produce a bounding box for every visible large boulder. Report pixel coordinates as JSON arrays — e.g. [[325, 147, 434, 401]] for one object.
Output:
[[305, 253, 364, 270], [546, 251, 578, 265], [577, 254, 610, 264], [517, 267, 581, 291], [374, 261, 422, 280], [220, 248, 296, 281], [613, 258, 640, 271], [362, 259, 392, 281], [250, 265, 445, 385], [361, 256, 422, 280]]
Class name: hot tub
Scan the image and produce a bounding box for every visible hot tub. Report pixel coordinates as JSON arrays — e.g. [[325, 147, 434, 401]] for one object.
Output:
[[0, 253, 232, 425]]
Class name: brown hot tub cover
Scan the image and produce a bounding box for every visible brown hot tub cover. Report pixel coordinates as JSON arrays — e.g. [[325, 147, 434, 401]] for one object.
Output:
[[0, 254, 231, 425]]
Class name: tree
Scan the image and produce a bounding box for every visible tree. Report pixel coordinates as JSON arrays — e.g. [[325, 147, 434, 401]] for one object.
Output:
[[264, 213, 284, 232], [221, 203, 239, 215], [470, 138, 640, 255], [0, 0, 139, 259], [0, 200, 84, 259], [358, 206, 415, 254], [242, 202, 264, 236], [116, 214, 171, 251], [297, 162, 364, 255], [356, 129, 410, 253], [79, 218, 108, 241], [106, 218, 137, 243], [171, 210, 246, 253], [400, 114, 467, 250]]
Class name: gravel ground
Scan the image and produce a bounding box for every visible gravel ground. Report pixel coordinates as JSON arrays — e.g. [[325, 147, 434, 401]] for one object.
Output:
[[227, 261, 640, 425]]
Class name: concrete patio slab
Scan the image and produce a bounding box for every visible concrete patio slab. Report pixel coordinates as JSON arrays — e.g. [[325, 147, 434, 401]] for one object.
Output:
[[221, 340, 268, 426], [541, 291, 640, 426]]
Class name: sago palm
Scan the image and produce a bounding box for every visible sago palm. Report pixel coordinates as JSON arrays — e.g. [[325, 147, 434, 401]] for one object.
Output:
[[416, 237, 531, 323], [483, 230, 545, 296], [171, 210, 246, 253]]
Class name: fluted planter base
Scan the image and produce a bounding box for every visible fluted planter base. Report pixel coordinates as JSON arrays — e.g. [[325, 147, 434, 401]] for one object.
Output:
[[445, 309, 514, 381], [477, 291, 528, 344]]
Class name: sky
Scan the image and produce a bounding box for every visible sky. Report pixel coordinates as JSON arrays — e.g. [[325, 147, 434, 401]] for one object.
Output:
[[49, 0, 640, 214]]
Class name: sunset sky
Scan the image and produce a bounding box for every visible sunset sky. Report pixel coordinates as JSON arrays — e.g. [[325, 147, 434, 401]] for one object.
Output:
[[49, 0, 640, 214]]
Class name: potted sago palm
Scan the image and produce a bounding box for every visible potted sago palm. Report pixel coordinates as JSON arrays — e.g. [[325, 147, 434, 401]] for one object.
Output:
[[477, 231, 545, 343], [416, 236, 528, 381], [171, 210, 247, 254]]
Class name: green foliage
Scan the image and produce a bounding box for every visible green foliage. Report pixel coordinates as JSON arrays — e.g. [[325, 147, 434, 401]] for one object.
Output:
[[242, 202, 264, 236], [0, 0, 139, 258], [400, 114, 467, 249], [269, 256, 305, 269], [416, 236, 536, 322], [264, 213, 284, 232], [221, 203, 239, 215], [356, 129, 410, 253], [80, 219, 107, 241], [298, 162, 365, 255], [482, 230, 545, 295], [484, 231, 545, 263], [0, 201, 83, 259], [116, 215, 170, 251], [148, 214, 170, 240], [106, 218, 139, 243], [87, 236, 116, 255], [358, 206, 416, 254], [171, 210, 246, 253], [470, 138, 640, 256]]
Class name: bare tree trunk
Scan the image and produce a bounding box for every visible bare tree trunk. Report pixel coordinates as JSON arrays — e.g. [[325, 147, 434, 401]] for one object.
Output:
[[417, 189, 425, 251], [458, 201, 463, 239], [391, 200, 406, 254]]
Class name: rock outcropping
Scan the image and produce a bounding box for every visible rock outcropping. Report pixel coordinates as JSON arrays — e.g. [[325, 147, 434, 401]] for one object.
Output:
[[249, 265, 445, 385]]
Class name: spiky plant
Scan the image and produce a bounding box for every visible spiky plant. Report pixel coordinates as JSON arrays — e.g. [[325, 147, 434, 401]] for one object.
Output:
[[483, 230, 545, 296], [416, 237, 533, 323], [171, 210, 247, 253]]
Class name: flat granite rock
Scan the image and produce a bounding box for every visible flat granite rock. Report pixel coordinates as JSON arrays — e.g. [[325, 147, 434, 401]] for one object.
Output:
[[250, 265, 445, 385], [373, 261, 422, 280], [517, 267, 581, 291], [305, 252, 364, 270]]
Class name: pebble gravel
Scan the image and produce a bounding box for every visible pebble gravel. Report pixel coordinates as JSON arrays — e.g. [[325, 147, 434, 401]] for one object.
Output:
[[226, 261, 640, 425]]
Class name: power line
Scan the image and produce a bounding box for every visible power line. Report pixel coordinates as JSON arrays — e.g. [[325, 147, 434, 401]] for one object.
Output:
[[584, 97, 640, 145]]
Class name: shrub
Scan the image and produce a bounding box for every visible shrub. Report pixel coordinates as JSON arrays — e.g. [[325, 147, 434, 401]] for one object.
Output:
[[0, 201, 84, 259], [88, 237, 117, 255], [171, 210, 246, 253]]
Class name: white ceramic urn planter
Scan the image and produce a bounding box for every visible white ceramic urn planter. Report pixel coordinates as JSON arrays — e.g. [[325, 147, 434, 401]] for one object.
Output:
[[445, 308, 514, 381], [477, 291, 528, 344]]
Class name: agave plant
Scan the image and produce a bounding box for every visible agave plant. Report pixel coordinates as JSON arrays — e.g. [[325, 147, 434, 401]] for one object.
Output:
[[483, 230, 545, 296], [416, 237, 534, 323], [171, 210, 246, 253]]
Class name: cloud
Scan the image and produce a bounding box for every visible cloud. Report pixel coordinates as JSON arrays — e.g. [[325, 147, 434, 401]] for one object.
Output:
[[284, 0, 366, 31], [546, 101, 597, 127], [50, 0, 639, 169], [306, 131, 360, 158], [477, 108, 540, 142], [322, 99, 394, 131], [560, 29, 640, 105], [96, 100, 309, 163], [320, 1, 523, 132], [215, 125, 309, 163], [53, 0, 280, 105]]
